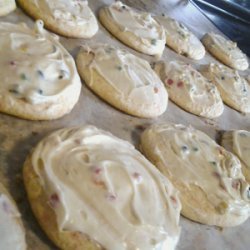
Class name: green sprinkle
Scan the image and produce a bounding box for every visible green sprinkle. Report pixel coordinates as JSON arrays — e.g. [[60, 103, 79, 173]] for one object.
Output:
[[116, 65, 122, 71], [210, 161, 217, 166], [181, 145, 188, 151], [151, 39, 157, 45], [193, 147, 199, 152], [37, 70, 44, 79], [20, 73, 27, 80], [9, 89, 19, 94]]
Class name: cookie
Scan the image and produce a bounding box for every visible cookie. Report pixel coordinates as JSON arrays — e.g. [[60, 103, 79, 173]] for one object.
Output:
[[221, 130, 250, 183], [76, 45, 168, 118], [141, 123, 250, 227], [154, 61, 223, 118], [23, 125, 181, 250], [99, 1, 166, 56], [202, 33, 249, 71], [0, 0, 16, 16], [155, 15, 205, 60], [0, 183, 26, 250], [17, 0, 98, 38], [201, 63, 250, 113], [0, 21, 81, 120]]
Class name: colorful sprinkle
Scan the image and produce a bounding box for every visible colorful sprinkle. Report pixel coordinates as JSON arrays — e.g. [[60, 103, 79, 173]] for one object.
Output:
[[9, 88, 19, 94], [49, 193, 60, 208], [181, 145, 188, 152], [106, 193, 117, 201], [221, 76, 225, 80], [10, 61, 16, 66], [116, 65, 122, 71], [193, 147, 199, 152], [210, 161, 217, 166], [20, 73, 27, 80], [38, 89, 43, 94], [151, 39, 157, 45], [166, 79, 173, 85], [37, 70, 44, 79], [132, 172, 143, 184], [162, 13, 165, 17], [154, 87, 159, 93], [239, 132, 247, 137], [177, 81, 184, 88]]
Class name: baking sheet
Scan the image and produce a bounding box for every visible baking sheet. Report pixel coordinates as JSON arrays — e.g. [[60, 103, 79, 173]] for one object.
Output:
[[0, 0, 250, 249]]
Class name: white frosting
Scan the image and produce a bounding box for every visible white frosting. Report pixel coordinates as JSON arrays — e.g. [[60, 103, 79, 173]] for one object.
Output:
[[0, 20, 81, 105], [155, 15, 205, 60], [142, 124, 250, 217], [33, 0, 97, 27], [84, 45, 168, 113], [203, 33, 249, 70], [105, 1, 165, 54], [156, 61, 223, 118], [31, 126, 181, 250], [0, 188, 26, 250], [226, 130, 250, 170], [204, 63, 250, 113]]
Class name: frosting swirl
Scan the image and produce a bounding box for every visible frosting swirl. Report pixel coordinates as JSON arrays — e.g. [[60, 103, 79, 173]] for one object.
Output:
[[31, 126, 181, 250]]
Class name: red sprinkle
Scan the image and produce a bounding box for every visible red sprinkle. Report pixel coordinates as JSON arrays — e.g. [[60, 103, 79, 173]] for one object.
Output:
[[106, 193, 117, 201], [49, 193, 60, 208], [94, 167, 102, 175], [10, 61, 16, 66], [170, 196, 177, 204], [166, 79, 174, 85], [177, 81, 184, 87], [154, 87, 159, 93]]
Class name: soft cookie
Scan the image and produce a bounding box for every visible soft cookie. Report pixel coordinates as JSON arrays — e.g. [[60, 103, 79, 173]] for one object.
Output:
[[0, 21, 81, 120], [17, 0, 98, 38], [77, 45, 168, 118], [141, 123, 250, 227], [23, 126, 181, 250], [155, 15, 205, 60], [201, 63, 250, 113], [202, 33, 249, 71], [154, 61, 223, 118], [99, 1, 166, 56]]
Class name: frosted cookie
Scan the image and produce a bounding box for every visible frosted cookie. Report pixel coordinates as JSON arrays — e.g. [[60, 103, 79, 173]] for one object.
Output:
[[0, 0, 16, 16], [17, 0, 98, 38], [0, 183, 26, 250], [23, 126, 181, 250], [76, 45, 168, 118], [202, 33, 249, 71], [222, 130, 250, 183], [154, 61, 223, 118], [99, 1, 166, 56], [0, 21, 81, 120], [141, 123, 250, 227], [201, 63, 250, 113], [155, 15, 205, 60]]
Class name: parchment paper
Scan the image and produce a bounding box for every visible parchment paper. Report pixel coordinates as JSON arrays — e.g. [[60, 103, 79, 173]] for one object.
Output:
[[0, 0, 249, 249]]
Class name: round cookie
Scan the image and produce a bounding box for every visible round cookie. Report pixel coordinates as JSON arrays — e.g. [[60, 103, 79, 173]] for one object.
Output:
[[23, 126, 181, 250], [222, 130, 250, 183], [141, 123, 250, 227], [17, 0, 98, 38], [0, 182, 26, 250], [202, 33, 249, 71], [155, 15, 205, 60], [154, 61, 224, 118], [0, 0, 16, 16], [99, 1, 166, 56], [76, 44, 168, 118], [201, 63, 250, 113], [0, 21, 81, 120]]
